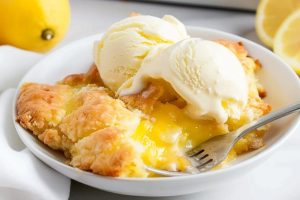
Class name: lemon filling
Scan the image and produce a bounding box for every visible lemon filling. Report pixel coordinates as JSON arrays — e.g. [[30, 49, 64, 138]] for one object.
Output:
[[131, 98, 268, 173], [132, 102, 230, 172]]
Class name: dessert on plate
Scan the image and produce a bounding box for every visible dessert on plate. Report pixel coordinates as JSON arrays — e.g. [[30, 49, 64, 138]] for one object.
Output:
[[16, 15, 271, 177]]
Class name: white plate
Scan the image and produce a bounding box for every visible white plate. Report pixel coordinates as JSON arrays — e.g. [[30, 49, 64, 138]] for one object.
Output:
[[13, 27, 300, 196]]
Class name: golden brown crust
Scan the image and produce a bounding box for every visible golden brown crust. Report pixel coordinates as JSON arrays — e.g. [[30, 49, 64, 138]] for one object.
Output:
[[16, 82, 142, 176], [60, 64, 104, 87], [120, 83, 164, 114], [120, 80, 186, 114], [234, 130, 265, 154], [16, 83, 72, 134], [59, 87, 140, 142], [216, 40, 248, 58], [16, 83, 74, 153], [70, 127, 139, 177]]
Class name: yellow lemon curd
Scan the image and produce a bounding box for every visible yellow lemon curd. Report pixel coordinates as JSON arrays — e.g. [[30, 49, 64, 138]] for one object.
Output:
[[132, 102, 242, 172]]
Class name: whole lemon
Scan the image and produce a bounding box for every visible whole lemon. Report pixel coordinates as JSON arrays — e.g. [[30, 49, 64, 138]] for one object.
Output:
[[0, 0, 70, 52]]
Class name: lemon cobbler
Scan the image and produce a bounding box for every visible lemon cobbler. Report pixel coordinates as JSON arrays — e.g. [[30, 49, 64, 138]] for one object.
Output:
[[16, 15, 271, 177]]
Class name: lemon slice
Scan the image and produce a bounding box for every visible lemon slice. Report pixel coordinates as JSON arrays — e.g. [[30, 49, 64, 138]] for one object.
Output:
[[274, 10, 300, 74], [255, 0, 300, 48]]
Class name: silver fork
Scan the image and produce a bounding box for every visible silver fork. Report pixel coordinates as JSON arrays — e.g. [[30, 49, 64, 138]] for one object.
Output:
[[145, 102, 300, 176]]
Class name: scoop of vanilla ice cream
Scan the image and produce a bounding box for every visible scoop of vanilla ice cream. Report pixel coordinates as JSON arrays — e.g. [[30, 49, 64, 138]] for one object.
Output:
[[94, 15, 188, 91], [118, 38, 248, 123]]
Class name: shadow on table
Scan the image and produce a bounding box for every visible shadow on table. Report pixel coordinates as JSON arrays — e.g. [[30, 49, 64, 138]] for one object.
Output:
[[69, 181, 203, 200]]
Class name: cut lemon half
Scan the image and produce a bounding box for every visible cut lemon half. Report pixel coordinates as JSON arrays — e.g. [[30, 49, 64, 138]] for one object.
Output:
[[274, 10, 300, 74], [255, 0, 300, 48]]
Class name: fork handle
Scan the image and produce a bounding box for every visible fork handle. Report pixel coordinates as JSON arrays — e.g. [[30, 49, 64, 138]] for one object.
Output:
[[235, 102, 300, 142]]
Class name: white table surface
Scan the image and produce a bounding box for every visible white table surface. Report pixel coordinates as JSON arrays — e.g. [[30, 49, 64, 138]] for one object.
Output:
[[3, 0, 300, 199]]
